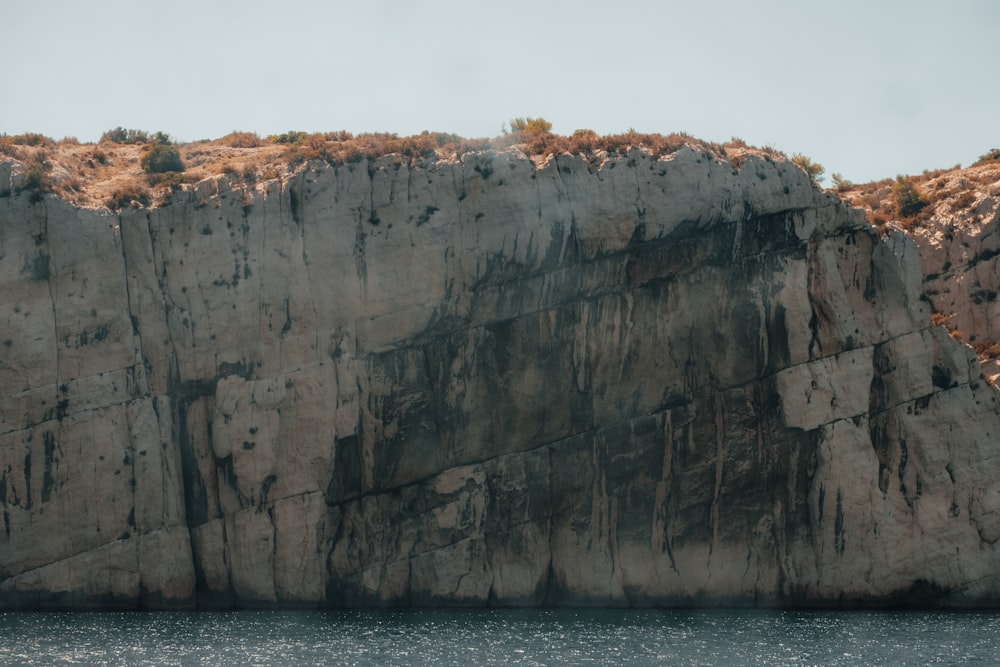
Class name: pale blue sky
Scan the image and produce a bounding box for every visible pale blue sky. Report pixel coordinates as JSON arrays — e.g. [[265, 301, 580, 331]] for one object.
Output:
[[3, 0, 997, 183]]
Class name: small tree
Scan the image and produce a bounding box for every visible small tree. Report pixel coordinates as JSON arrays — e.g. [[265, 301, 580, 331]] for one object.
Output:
[[505, 117, 552, 135], [791, 153, 825, 183], [830, 172, 854, 192], [101, 127, 150, 144], [141, 142, 184, 174], [893, 175, 928, 218], [974, 148, 1000, 166], [497, 117, 555, 153], [101, 128, 173, 145]]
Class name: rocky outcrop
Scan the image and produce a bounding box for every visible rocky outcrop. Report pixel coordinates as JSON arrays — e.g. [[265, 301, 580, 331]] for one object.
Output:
[[3, 145, 1000, 609], [900, 163, 1000, 381]]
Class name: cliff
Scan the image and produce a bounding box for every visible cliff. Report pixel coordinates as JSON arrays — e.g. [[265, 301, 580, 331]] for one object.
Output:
[[839, 157, 1000, 382], [3, 139, 1000, 609]]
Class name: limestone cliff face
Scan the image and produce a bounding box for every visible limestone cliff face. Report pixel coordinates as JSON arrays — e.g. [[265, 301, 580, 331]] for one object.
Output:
[[3, 147, 1000, 609], [899, 163, 1000, 381]]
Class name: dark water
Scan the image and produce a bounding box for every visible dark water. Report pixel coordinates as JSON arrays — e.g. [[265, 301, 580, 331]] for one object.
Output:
[[1, 608, 998, 666]]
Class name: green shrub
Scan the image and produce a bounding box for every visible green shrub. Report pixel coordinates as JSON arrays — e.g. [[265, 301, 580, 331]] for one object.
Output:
[[101, 127, 174, 145], [9, 133, 54, 147], [15, 160, 52, 203], [831, 172, 854, 192], [791, 153, 825, 183], [141, 142, 184, 174], [496, 117, 555, 152], [106, 187, 151, 210], [101, 127, 149, 144], [893, 175, 928, 218], [268, 131, 310, 145], [973, 148, 1000, 166], [507, 117, 552, 135], [431, 132, 463, 147]]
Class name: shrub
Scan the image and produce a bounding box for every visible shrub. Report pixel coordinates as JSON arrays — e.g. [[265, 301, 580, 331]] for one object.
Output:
[[15, 160, 52, 203], [831, 173, 854, 192], [141, 142, 184, 174], [220, 131, 261, 148], [791, 153, 825, 183], [321, 130, 354, 142], [100, 127, 173, 145], [569, 129, 600, 152], [147, 171, 195, 189], [953, 191, 976, 211], [106, 187, 151, 210], [101, 127, 150, 144], [973, 148, 1000, 166], [600, 131, 688, 157], [9, 133, 55, 147], [975, 340, 1000, 359], [394, 134, 437, 159], [52, 176, 82, 199], [430, 132, 463, 147], [268, 131, 310, 145], [496, 117, 554, 151], [507, 117, 553, 135], [893, 175, 928, 218], [278, 131, 462, 168], [870, 211, 890, 226], [930, 312, 950, 327], [283, 134, 334, 166]]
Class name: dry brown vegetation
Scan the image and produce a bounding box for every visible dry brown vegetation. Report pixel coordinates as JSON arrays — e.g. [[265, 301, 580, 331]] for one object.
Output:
[[835, 159, 1000, 234], [0, 127, 783, 211], [929, 311, 968, 347], [975, 339, 1000, 360], [835, 158, 1000, 360], [0, 132, 291, 209]]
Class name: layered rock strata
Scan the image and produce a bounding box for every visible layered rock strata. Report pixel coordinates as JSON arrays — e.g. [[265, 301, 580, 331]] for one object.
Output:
[[3, 147, 1000, 609]]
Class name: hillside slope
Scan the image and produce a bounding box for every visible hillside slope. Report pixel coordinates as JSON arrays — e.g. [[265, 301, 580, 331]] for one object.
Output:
[[839, 154, 1000, 381]]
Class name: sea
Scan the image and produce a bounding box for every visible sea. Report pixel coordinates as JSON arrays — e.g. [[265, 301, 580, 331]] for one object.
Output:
[[1, 608, 998, 666]]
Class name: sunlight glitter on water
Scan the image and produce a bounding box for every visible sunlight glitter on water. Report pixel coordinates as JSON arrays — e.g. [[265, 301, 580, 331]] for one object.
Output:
[[2, 609, 999, 666]]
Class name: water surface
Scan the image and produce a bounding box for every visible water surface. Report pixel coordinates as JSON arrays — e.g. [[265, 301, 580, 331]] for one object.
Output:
[[2, 608, 998, 665]]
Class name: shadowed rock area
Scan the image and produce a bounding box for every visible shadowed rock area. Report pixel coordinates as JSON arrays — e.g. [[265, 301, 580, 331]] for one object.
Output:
[[3, 146, 1000, 609]]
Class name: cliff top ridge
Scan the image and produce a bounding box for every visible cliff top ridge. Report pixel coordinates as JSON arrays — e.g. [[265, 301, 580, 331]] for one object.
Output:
[[0, 127, 786, 211]]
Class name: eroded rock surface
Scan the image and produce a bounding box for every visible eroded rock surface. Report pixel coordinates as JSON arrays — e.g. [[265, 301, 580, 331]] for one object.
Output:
[[902, 163, 1000, 381], [3, 147, 1000, 608]]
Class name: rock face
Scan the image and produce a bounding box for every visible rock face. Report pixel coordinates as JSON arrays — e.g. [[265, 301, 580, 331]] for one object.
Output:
[[3, 146, 1000, 609], [900, 163, 1000, 381]]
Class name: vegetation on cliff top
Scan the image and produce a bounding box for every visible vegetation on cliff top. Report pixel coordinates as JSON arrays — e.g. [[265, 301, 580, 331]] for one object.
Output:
[[2, 125, 996, 241], [835, 151, 1000, 372], [0, 123, 779, 210], [837, 149, 1000, 235]]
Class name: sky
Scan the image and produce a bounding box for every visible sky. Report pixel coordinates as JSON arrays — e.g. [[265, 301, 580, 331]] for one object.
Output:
[[3, 0, 998, 184]]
